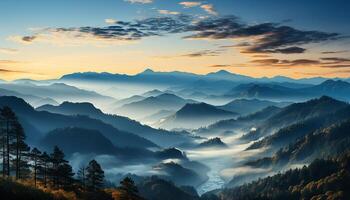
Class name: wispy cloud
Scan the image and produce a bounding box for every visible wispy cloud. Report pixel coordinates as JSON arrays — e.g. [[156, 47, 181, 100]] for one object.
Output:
[[105, 18, 118, 24], [9, 16, 192, 46], [179, 1, 202, 8], [0, 48, 18, 54], [0, 60, 20, 65], [182, 49, 224, 57], [0, 60, 28, 74], [208, 64, 232, 68], [179, 1, 217, 15], [321, 50, 348, 54], [297, 69, 350, 76], [251, 58, 321, 67], [251, 57, 350, 68], [124, 0, 153, 4], [320, 57, 350, 63], [0, 68, 24, 74], [200, 4, 217, 15], [158, 10, 180, 15]]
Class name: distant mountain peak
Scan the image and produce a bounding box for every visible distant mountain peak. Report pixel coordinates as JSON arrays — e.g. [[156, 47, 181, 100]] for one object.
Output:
[[60, 101, 98, 110], [177, 102, 236, 116], [0, 96, 34, 113], [198, 137, 227, 148], [37, 101, 104, 116], [321, 79, 350, 86], [215, 70, 232, 75], [142, 68, 155, 74], [318, 95, 337, 102], [156, 93, 179, 99]]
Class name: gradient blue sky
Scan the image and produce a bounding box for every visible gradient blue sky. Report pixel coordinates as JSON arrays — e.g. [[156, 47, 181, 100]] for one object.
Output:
[[0, 0, 349, 80]]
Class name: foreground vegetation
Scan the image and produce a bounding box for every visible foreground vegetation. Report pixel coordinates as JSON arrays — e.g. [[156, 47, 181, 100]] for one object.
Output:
[[215, 152, 350, 200], [0, 106, 143, 200]]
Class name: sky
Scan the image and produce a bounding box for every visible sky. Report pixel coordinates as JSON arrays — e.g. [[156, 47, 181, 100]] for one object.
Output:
[[0, 0, 350, 80]]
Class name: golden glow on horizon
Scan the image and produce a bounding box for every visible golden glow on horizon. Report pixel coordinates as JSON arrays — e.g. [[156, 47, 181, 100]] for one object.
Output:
[[1, 36, 349, 81]]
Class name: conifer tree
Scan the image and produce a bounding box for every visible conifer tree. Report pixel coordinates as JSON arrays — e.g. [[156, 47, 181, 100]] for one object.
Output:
[[30, 148, 41, 187], [0, 106, 16, 177], [86, 159, 104, 191], [49, 146, 74, 189], [118, 177, 142, 200], [77, 165, 87, 190], [10, 121, 29, 180], [58, 162, 75, 189], [39, 152, 50, 187]]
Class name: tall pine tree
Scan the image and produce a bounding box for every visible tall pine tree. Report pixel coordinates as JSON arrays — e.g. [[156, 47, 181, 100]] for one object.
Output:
[[39, 152, 50, 188], [0, 106, 17, 177], [30, 148, 41, 187], [10, 121, 30, 180], [118, 177, 143, 200], [49, 146, 74, 189], [86, 159, 104, 191], [77, 165, 87, 190]]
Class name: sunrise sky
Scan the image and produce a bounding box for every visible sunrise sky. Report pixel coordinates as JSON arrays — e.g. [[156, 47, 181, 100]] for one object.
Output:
[[0, 0, 350, 80]]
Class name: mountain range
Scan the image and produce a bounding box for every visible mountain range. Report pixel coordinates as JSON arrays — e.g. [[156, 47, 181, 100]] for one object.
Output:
[[115, 93, 197, 120], [0, 96, 155, 148], [60, 69, 340, 86], [155, 103, 238, 130], [37, 101, 194, 147]]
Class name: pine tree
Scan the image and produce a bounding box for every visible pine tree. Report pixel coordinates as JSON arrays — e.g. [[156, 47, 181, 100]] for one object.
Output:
[[17, 151, 31, 179], [39, 152, 50, 188], [0, 106, 17, 177], [10, 121, 29, 180], [118, 177, 142, 200], [77, 165, 87, 190], [50, 146, 66, 188], [30, 148, 41, 187], [49, 146, 74, 189], [86, 159, 104, 191], [58, 162, 75, 189]]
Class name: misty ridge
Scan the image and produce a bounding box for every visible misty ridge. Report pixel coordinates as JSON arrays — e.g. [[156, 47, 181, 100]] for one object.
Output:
[[1, 69, 350, 200]]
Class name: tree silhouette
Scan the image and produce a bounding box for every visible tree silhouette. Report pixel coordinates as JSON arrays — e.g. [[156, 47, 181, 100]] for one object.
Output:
[[77, 165, 87, 190], [30, 148, 41, 187], [118, 177, 143, 200], [50, 146, 70, 188], [0, 106, 17, 177], [10, 121, 30, 180], [86, 159, 104, 191], [39, 152, 50, 188], [58, 162, 74, 189]]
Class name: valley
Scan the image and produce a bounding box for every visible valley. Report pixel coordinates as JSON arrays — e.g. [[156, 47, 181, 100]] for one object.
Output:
[[1, 69, 350, 199]]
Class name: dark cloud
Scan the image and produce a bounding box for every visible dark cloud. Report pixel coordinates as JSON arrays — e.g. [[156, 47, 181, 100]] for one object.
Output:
[[251, 58, 321, 67], [17, 15, 343, 54], [283, 59, 321, 66], [321, 57, 350, 62], [251, 57, 350, 68], [321, 50, 348, 54], [185, 17, 340, 54], [0, 68, 23, 73], [297, 69, 350, 76], [182, 49, 223, 57], [220, 42, 251, 48], [22, 36, 37, 42], [251, 59, 280, 65], [266, 46, 306, 54], [321, 65, 350, 68]]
